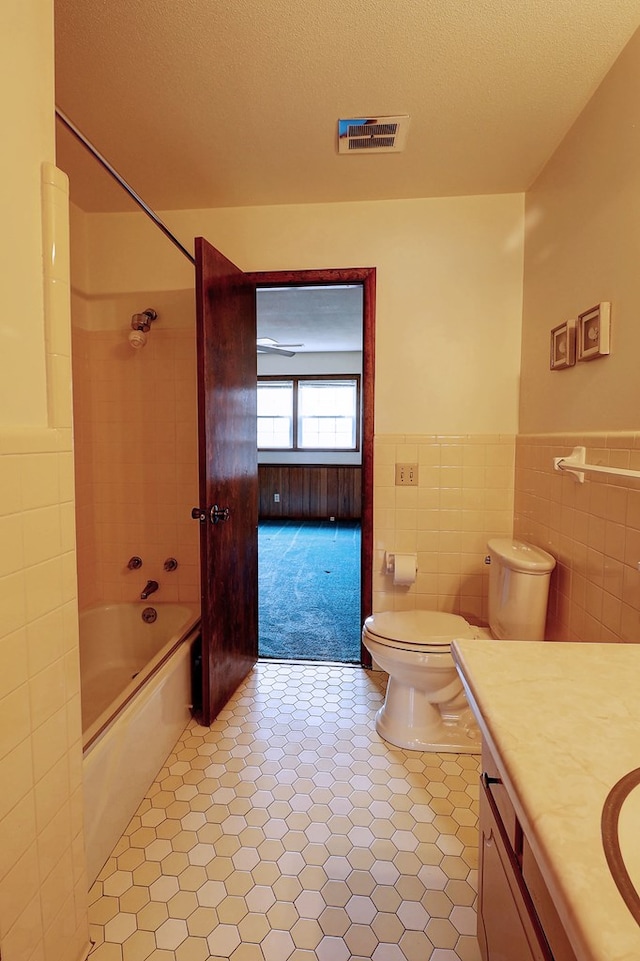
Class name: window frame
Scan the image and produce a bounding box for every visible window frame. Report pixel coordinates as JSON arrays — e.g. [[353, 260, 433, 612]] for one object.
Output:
[[257, 373, 361, 452]]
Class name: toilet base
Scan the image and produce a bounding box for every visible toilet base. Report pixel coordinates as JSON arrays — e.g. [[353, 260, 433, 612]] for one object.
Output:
[[375, 676, 481, 754]]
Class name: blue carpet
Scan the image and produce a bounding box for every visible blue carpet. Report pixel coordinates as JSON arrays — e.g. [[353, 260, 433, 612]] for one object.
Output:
[[258, 520, 361, 662]]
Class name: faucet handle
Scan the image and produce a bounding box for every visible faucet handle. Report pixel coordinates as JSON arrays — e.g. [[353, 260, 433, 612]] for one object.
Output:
[[164, 557, 178, 572], [127, 556, 143, 570]]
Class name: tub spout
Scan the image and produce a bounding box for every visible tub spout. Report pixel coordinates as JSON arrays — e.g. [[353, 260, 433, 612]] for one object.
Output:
[[140, 580, 159, 600]]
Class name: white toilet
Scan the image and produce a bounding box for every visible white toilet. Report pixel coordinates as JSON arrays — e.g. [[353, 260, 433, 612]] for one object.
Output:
[[362, 538, 556, 753]]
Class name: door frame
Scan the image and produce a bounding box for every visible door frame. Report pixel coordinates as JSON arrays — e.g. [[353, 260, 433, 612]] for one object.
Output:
[[247, 266, 375, 667]]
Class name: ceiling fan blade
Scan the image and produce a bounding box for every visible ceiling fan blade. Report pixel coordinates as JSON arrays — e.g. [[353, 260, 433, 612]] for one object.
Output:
[[256, 344, 296, 357]]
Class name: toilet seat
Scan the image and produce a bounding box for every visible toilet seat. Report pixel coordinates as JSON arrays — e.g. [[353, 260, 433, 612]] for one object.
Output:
[[363, 610, 478, 653]]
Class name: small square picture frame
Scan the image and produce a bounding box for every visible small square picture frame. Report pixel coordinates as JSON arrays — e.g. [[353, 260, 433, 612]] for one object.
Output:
[[577, 302, 610, 361], [550, 319, 576, 370]]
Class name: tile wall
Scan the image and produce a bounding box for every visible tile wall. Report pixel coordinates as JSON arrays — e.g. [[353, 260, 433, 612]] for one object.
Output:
[[515, 433, 640, 642], [0, 165, 89, 961], [72, 320, 200, 609], [373, 434, 515, 623]]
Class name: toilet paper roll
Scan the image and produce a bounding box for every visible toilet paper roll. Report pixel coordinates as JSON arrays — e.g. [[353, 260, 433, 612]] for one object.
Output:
[[393, 553, 417, 586]]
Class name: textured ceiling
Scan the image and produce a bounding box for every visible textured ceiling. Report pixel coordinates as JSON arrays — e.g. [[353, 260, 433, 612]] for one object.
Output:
[[54, 0, 640, 213], [256, 285, 363, 354]]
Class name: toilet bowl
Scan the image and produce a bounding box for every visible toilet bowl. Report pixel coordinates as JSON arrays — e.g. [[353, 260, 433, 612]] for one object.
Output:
[[363, 538, 555, 753], [363, 611, 486, 753]]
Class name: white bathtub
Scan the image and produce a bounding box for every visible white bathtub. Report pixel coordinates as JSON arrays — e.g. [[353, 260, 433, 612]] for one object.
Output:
[[80, 602, 200, 884]]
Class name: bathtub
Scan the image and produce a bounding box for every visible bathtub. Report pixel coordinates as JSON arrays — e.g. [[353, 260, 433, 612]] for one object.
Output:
[[80, 602, 200, 885]]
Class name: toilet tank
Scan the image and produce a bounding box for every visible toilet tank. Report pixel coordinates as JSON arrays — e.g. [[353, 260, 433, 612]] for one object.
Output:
[[487, 538, 556, 640]]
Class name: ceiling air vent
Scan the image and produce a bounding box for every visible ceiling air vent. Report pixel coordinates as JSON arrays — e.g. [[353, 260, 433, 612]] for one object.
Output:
[[338, 115, 410, 154]]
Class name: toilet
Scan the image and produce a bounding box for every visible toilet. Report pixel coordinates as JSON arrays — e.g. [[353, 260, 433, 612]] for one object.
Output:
[[362, 538, 556, 753]]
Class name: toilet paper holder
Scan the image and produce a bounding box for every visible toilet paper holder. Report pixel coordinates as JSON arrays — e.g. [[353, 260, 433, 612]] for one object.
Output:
[[384, 552, 418, 575]]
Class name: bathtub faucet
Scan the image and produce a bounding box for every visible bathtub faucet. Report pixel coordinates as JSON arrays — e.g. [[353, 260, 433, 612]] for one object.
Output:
[[140, 579, 159, 600]]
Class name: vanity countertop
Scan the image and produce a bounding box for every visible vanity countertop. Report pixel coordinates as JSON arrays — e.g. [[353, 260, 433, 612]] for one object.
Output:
[[451, 639, 640, 961]]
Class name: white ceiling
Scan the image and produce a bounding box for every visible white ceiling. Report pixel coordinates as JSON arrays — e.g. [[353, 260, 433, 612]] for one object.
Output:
[[256, 285, 363, 355], [54, 0, 640, 214]]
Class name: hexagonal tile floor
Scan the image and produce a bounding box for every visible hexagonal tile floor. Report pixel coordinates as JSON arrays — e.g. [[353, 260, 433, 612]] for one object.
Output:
[[88, 662, 481, 961]]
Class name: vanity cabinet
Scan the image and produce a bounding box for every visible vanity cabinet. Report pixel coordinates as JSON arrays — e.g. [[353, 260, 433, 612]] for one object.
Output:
[[478, 742, 578, 961]]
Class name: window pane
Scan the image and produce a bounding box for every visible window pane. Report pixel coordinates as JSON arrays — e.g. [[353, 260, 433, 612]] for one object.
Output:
[[257, 382, 293, 448], [300, 416, 354, 448], [298, 380, 357, 449], [257, 381, 293, 415], [257, 417, 292, 448]]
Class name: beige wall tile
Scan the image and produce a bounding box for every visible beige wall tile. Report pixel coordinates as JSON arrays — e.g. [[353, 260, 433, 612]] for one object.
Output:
[[29, 659, 67, 731], [373, 433, 514, 619], [515, 433, 640, 643], [26, 608, 65, 676], [0, 570, 27, 638], [0, 685, 31, 761], [0, 842, 41, 936], [31, 704, 68, 782], [1, 893, 43, 961], [71, 323, 199, 608], [20, 454, 61, 510], [0, 739, 34, 822], [37, 804, 72, 887], [0, 629, 28, 700], [23, 506, 62, 567], [24, 558, 64, 623], [0, 793, 37, 882], [0, 456, 23, 516], [0, 513, 26, 576]]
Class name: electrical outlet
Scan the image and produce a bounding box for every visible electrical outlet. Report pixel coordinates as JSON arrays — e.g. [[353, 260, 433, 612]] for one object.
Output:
[[395, 463, 418, 486], [274, 493, 280, 502]]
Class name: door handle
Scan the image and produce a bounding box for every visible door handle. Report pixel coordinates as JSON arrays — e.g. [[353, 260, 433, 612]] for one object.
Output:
[[209, 505, 230, 524], [192, 505, 231, 524]]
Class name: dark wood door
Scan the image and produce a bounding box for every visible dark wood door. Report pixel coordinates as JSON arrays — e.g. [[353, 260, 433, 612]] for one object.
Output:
[[195, 236, 258, 724]]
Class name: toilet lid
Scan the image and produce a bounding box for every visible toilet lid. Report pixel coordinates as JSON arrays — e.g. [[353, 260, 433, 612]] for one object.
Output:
[[364, 610, 476, 647]]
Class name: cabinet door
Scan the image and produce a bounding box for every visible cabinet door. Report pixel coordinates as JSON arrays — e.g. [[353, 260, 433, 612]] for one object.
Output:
[[478, 779, 553, 961]]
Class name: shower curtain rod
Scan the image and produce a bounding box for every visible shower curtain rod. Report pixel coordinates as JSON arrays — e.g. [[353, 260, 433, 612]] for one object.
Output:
[[55, 108, 196, 266]]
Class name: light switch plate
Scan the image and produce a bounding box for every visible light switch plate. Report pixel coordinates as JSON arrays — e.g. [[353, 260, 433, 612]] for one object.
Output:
[[395, 463, 418, 486]]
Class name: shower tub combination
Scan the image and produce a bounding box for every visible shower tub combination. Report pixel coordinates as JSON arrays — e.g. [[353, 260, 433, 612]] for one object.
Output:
[[80, 601, 200, 885]]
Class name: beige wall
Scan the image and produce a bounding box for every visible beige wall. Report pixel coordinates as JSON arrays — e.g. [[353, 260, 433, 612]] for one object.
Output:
[[517, 27, 640, 643], [0, 0, 51, 426], [520, 27, 640, 435], [85, 193, 525, 437], [75, 193, 524, 618], [0, 4, 89, 960]]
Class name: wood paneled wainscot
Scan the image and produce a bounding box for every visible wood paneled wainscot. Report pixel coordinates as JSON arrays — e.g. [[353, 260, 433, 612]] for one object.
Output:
[[259, 464, 361, 519]]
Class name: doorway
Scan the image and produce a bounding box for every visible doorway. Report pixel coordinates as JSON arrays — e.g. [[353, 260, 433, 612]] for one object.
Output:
[[247, 268, 375, 667]]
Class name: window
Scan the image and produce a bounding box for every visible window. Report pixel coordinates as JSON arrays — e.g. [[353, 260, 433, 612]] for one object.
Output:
[[257, 376, 360, 450], [256, 380, 293, 448]]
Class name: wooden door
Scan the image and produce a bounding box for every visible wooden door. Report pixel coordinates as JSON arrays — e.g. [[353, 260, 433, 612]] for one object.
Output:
[[195, 236, 258, 724]]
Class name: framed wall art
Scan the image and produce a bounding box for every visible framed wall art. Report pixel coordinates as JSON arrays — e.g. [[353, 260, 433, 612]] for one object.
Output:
[[577, 302, 610, 361], [550, 319, 576, 370]]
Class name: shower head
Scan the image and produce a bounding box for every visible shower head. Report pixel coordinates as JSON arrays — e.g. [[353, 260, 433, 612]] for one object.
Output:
[[129, 308, 157, 348], [128, 329, 147, 349], [130, 308, 158, 332]]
